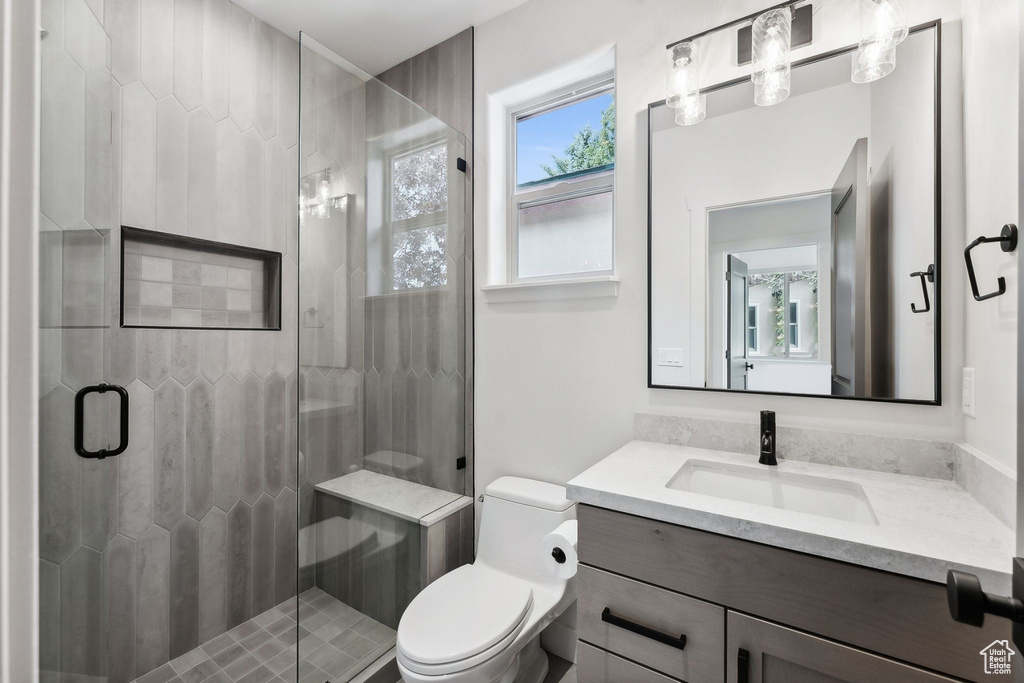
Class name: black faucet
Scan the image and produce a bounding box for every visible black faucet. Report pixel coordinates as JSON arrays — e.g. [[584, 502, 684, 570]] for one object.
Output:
[[759, 410, 777, 466]]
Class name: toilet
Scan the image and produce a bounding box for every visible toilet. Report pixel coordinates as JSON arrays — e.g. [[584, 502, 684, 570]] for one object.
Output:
[[397, 477, 577, 683]]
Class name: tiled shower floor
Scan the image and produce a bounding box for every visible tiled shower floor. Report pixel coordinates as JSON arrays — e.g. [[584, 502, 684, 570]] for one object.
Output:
[[133, 588, 395, 683]]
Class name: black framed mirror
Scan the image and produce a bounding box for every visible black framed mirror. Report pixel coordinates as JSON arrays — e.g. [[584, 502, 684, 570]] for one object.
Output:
[[648, 22, 941, 404]]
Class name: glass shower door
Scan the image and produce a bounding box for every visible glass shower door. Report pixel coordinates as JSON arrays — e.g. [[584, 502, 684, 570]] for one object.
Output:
[[296, 33, 470, 683], [38, 0, 119, 680]]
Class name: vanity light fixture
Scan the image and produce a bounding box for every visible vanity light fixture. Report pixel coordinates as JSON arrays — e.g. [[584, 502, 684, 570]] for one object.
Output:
[[752, 8, 793, 106], [852, 0, 909, 83], [666, 42, 706, 125], [664, 2, 812, 124]]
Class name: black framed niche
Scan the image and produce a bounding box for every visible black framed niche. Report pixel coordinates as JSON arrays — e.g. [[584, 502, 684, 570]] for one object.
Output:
[[120, 226, 283, 331]]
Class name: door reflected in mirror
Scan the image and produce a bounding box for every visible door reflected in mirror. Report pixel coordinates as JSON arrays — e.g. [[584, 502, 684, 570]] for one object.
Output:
[[649, 25, 939, 403]]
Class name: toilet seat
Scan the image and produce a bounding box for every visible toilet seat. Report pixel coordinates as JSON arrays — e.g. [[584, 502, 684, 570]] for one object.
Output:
[[397, 564, 534, 676]]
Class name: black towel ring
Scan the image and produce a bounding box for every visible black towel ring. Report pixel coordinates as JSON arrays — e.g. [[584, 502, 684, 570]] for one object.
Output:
[[964, 224, 1017, 302], [909, 264, 935, 313]]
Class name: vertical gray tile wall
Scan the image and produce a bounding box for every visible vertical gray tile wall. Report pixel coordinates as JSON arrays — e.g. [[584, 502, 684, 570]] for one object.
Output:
[[37, 0, 300, 681]]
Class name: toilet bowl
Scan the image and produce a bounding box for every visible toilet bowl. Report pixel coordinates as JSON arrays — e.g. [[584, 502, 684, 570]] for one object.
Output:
[[397, 477, 577, 683]]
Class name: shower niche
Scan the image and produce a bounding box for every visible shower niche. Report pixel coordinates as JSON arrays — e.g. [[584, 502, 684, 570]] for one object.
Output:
[[120, 226, 283, 330]]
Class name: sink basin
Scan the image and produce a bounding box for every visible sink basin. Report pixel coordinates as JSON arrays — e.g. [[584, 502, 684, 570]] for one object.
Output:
[[666, 459, 878, 525]]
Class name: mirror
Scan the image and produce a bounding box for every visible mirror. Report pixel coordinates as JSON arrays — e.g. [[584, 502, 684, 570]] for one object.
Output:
[[649, 24, 939, 403]]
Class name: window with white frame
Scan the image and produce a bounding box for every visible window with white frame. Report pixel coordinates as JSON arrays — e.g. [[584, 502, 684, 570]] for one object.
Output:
[[509, 73, 615, 281], [388, 139, 449, 290], [788, 300, 801, 350], [747, 304, 759, 354]]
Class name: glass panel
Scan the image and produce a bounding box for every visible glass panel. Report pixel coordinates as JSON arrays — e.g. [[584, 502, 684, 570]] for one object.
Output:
[[38, 1, 115, 679], [516, 90, 615, 189], [298, 33, 469, 683], [40, 2, 303, 680], [517, 191, 614, 279]]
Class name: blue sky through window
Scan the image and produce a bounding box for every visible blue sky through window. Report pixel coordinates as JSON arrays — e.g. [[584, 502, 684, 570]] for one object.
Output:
[[516, 92, 613, 187]]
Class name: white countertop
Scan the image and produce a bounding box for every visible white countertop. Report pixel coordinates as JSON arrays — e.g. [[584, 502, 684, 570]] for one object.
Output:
[[567, 440, 1015, 593], [316, 470, 467, 525]]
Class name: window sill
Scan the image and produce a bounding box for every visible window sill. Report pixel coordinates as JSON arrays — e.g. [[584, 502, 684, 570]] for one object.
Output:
[[481, 275, 620, 304]]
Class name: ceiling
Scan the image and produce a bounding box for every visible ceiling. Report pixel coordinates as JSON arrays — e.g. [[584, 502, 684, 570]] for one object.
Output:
[[232, 0, 530, 75]]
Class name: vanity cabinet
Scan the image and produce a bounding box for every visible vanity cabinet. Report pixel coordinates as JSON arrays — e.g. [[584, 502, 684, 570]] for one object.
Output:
[[726, 613, 956, 682], [575, 504, 1007, 683]]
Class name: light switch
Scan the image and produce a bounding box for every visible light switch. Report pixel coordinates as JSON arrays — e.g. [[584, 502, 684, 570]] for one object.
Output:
[[658, 348, 684, 367], [962, 367, 976, 418]]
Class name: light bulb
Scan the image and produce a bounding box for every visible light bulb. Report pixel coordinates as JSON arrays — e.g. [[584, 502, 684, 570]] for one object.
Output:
[[751, 8, 792, 106], [852, 38, 896, 83], [755, 66, 791, 106], [666, 42, 702, 112], [674, 91, 706, 126], [863, 0, 909, 47], [853, 0, 907, 83]]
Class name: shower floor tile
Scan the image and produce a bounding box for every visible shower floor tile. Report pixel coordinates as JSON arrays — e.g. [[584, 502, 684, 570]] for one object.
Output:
[[131, 589, 395, 683]]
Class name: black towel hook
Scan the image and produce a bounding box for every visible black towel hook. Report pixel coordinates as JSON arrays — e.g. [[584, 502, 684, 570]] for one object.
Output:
[[964, 224, 1017, 302], [909, 264, 935, 313]]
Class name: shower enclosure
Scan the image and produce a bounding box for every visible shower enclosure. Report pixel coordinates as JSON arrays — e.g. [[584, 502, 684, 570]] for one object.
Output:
[[36, 3, 470, 681]]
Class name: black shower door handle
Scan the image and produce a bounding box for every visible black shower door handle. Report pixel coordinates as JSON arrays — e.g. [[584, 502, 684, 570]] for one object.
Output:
[[74, 383, 129, 459]]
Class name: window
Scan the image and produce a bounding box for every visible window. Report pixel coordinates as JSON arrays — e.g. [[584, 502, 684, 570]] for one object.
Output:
[[746, 269, 818, 359], [788, 300, 800, 350], [747, 304, 760, 354], [510, 73, 615, 281], [389, 140, 449, 290]]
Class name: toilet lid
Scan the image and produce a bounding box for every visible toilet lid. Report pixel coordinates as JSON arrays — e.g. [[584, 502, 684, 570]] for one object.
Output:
[[398, 565, 533, 666]]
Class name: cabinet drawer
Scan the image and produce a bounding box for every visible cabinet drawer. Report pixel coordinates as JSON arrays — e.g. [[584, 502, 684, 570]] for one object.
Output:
[[578, 565, 724, 681], [578, 504, 1007, 683], [578, 641, 681, 683], [726, 612, 958, 682]]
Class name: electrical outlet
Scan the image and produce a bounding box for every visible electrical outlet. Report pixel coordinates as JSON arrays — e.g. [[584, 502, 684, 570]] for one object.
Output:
[[657, 348, 684, 367], [962, 367, 976, 418]]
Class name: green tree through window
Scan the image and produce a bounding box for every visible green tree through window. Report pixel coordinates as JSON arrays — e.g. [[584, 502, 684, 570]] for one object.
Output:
[[540, 97, 615, 177]]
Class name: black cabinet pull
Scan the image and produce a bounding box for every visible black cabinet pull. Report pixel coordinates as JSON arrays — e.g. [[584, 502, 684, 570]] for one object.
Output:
[[947, 568, 1024, 627], [600, 607, 686, 650], [965, 224, 1017, 302], [74, 383, 129, 459], [737, 648, 750, 683], [909, 264, 934, 313]]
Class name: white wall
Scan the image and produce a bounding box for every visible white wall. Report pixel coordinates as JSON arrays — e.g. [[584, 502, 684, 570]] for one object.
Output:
[[474, 0, 972, 494], [868, 32, 938, 401], [1, 0, 41, 678], [962, 0, 1019, 471]]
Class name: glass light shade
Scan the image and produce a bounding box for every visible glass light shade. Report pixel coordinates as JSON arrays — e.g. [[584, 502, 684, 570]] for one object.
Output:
[[674, 91, 706, 126], [859, 0, 909, 48], [666, 42, 701, 109], [751, 8, 792, 84], [851, 37, 896, 83], [754, 66, 791, 106]]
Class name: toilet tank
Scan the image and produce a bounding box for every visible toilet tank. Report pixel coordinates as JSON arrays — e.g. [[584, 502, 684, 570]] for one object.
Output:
[[475, 477, 576, 589]]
